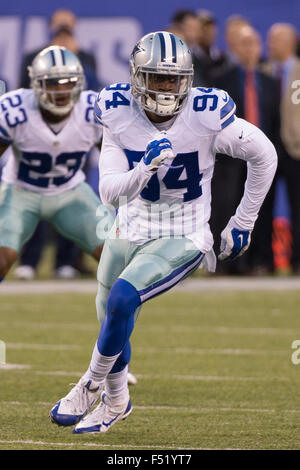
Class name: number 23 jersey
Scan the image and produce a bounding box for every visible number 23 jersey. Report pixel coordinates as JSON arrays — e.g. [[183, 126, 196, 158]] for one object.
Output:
[[0, 88, 102, 195], [96, 84, 236, 253]]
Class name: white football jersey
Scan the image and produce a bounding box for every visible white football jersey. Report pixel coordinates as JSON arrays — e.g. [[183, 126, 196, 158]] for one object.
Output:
[[96, 83, 276, 260], [0, 88, 102, 195], [96, 84, 236, 253]]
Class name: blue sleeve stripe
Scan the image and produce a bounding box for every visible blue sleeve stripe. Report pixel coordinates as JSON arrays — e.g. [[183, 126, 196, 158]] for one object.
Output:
[[220, 96, 235, 120], [94, 102, 103, 123], [0, 135, 11, 145], [221, 114, 235, 129], [0, 124, 9, 138]]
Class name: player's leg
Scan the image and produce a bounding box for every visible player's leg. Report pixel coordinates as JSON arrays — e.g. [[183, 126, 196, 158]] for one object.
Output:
[[0, 183, 40, 280], [89, 237, 202, 363], [94, 240, 139, 387], [49, 182, 114, 261], [14, 222, 47, 280], [73, 238, 203, 434], [92, 244, 103, 261], [0, 246, 18, 279], [50, 237, 136, 426]]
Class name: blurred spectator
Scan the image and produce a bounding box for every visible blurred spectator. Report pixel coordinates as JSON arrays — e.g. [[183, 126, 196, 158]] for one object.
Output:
[[15, 9, 101, 280], [19, 9, 101, 90], [167, 9, 200, 48], [224, 15, 251, 66], [260, 23, 300, 274], [297, 34, 300, 58], [211, 25, 280, 275], [192, 10, 232, 86]]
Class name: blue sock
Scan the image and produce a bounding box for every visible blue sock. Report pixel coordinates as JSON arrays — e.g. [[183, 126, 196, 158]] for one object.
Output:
[[0, 277, 4, 283], [97, 279, 140, 357]]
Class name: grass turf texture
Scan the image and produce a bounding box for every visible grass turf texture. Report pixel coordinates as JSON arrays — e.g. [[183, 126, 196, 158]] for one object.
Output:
[[0, 290, 299, 450]]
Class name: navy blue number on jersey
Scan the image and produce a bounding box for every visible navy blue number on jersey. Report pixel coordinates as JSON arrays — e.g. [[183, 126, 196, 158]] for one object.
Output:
[[105, 83, 130, 110], [0, 94, 27, 127], [193, 88, 218, 112], [124, 150, 160, 201], [124, 150, 203, 202], [85, 93, 99, 123], [163, 152, 203, 202], [18, 151, 85, 187]]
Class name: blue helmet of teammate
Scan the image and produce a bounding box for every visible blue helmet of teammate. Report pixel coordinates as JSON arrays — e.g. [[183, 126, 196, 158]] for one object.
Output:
[[28, 46, 85, 116], [130, 31, 194, 116]]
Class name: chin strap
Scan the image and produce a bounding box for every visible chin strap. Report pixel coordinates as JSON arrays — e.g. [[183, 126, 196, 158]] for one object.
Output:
[[40, 93, 74, 116], [145, 94, 177, 115]]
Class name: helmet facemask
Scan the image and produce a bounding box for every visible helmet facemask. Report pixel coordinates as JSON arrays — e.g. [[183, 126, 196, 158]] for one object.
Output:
[[131, 67, 193, 116], [32, 75, 85, 116]]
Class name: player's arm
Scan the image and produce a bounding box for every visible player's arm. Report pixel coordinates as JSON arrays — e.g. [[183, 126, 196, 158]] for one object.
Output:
[[213, 117, 277, 260], [0, 94, 14, 156], [0, 140, 9, 157], [95, 139, 102, 152], [99, 127, 173, 208]]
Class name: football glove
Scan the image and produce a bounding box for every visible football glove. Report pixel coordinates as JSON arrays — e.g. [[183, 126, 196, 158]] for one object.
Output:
[[143, 136, 174, 171], [218, 218, 251, 261]]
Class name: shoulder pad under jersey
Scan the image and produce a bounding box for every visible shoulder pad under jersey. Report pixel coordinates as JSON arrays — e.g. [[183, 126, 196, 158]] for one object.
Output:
[[0, 88, 33, 143], [94, 83, 135, 134], [185, 87, 236, 133]]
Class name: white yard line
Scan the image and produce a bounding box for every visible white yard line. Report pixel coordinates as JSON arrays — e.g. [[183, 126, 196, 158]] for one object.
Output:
[[0, 401, 299, 414], [0, 321, 299, 337], [133, 346, 287, 356], [1, 276, 300, 294], [6, 342, 81, 351], [0, 367, 290, 382], [4, 342, 288, 356], [0, 439, 208, 450], [0, 363, 31, 370]]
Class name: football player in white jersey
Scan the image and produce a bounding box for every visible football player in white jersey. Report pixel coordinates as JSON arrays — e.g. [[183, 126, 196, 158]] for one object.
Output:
[[0, 45, 110, 280], [50, 32, 277, 434]]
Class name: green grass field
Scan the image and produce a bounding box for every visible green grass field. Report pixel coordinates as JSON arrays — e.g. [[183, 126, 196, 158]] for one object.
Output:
[[0, 289, 300, 450]]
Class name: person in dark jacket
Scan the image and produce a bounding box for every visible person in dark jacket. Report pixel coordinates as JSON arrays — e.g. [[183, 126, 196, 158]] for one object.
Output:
[[211, 25, 280, 274]]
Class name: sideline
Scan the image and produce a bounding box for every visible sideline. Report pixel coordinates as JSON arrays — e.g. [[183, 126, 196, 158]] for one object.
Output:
[[1, 276, 300, 294]]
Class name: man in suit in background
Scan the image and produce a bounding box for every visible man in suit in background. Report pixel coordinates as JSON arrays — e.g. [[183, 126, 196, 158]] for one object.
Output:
[[211, 25, 280, 274], [167, 9, 200, 49], [261, 23, 300, 274], [192, 10, 232, 87], [223, 15, 251, 68]]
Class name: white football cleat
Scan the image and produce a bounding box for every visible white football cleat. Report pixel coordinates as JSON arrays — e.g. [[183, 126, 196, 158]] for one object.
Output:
[[55, 265, 79, 279], [127, 370, 138, 386], [50, 378, 102, 426], [72, 391, 132, 434], [14, 265, 35, 280]]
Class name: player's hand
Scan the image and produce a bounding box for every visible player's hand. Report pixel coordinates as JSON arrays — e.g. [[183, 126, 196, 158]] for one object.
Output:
[[218, 218, 251, 261], [143, 135, 174, 171]]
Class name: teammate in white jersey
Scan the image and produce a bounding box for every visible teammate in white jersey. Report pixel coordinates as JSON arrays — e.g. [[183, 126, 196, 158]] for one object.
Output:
[[0, 45, 110, 281], [50, 32, 277, 434]]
